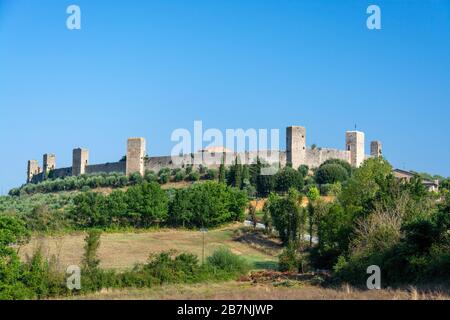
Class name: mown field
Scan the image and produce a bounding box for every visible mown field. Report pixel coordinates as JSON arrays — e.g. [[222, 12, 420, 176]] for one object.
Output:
[[19, 224, 281, 271], [66, 281, 450, 300]]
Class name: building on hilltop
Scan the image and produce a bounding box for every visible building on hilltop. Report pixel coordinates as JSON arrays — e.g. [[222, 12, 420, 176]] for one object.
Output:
[[393, 169, 439, 192], [26, 125, 382, 183]]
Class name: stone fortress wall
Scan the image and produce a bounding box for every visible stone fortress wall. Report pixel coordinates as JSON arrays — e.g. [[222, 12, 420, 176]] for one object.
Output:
[[26, 125, 382, 183]]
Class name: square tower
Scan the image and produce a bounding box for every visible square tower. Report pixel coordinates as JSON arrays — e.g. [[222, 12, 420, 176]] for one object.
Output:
[[346, 131, 365, 167], [43, 154, 56, 174], [370, 141, 382, 157], [27, 160, 41, 183], [72, 148, 89, 176], [286, 126, 306, 170], [126, 137, 146, 176]]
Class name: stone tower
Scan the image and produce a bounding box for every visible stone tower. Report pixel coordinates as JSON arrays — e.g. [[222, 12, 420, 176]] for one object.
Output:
[[27, 160, 40, 183], [345, 131, 365, 167], [286, 126, 306, 169], [126, 138, 146, 176], [370, 141, 382, 157], [43, 154, 56, 175], [72, 148, 89, 176]]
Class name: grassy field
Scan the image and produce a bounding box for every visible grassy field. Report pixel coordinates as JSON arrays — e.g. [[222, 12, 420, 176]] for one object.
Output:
[[19, 224, 281, 271], [65, 281, 450, 300]]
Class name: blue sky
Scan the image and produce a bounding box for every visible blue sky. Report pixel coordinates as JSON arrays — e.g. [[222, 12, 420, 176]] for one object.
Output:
[[1, 0, 450, 193]]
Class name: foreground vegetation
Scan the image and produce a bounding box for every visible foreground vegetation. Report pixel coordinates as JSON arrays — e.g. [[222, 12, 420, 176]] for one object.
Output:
[[263, 158, 450, 286], [0, 225, 250, 300], [1, 156, 449, 299]]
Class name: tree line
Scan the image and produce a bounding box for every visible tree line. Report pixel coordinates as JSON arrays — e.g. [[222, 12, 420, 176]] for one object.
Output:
[[69, 181, 248, 229]]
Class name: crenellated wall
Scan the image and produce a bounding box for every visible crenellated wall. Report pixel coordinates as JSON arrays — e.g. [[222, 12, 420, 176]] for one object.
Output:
[[26, 126, 381, 183], [85, 162, 126, 175], [304, 148, 351, 168]]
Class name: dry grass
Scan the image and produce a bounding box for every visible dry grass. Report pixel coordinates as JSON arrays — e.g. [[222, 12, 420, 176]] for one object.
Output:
[[19, 225, 279, 271], [65, 281, 450, 300]]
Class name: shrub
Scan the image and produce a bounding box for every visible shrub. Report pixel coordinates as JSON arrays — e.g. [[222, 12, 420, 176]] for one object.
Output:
[[319, 182, 342, 196], [206, 169, 218, 180], [144, 171, 158, 183], [142, 250, 200, 284], [188, 171, 200, 182], [174, 170, 186, 182], [278, 244, 300, 272], [206, 248, 249, 275], [159, 173, 170, 184], [23, 249, 67, 298], [83, 230, 102, 271]]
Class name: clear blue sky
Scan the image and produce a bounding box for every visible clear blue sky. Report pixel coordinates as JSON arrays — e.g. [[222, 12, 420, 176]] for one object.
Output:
[[1, 0, 450, 193]]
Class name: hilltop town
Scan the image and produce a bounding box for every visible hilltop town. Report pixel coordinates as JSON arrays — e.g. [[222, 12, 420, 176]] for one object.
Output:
[[26, 125, 382, 184]]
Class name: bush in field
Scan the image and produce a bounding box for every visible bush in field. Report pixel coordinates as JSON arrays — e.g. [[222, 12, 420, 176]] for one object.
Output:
[[206, 169, 219, 180], [83, 230, 102, 271], [22, 249, 67, 298], [187, 171, 200, 182], [278, 243, 300, 272], [206, 247, 249, 275], [142, 250, 200, 284], [174, 170, 186, 182], [144, 170, 158, 183], [159, 173, 170, 184]]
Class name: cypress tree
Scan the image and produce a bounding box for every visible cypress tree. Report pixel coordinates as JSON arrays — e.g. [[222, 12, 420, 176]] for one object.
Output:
[[234, 157, 243, 189], [219, 155, 226, 184]]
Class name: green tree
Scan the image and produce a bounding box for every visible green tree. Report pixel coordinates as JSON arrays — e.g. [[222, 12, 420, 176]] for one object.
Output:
[[168, 182, 247, 228], [82, 230, 102, 270], [219, 157, 226, 184], [126, 182, 169, 227], [339, 157, 394, 216], [320, 159, 353, 177], [248, 204, 257, 230], [267, 189, 306, 245], [275, 167, 304, 193], [230, 157, 243, 189], [315, 163, 349, 185], [307, 186, 320, 247], [298, 165, 309, 177], [70, 192, 107, 228], [0, 215, 30, 255], [0, 215, 32, 299]]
